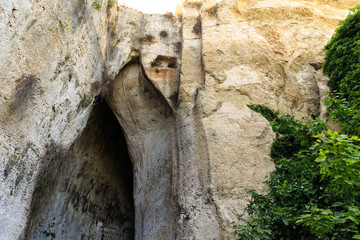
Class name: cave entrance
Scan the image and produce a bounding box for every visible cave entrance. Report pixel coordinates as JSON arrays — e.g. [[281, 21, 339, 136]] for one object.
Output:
[[27, 98, 135, 240]]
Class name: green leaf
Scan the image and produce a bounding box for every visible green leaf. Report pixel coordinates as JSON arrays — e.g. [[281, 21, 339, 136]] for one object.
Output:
[[332, 202, 343, 207], [282, 217, 289, 226]]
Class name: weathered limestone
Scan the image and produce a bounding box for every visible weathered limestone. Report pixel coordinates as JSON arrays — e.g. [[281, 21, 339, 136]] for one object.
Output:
[[175, 3, 220, 239], [107, 61, 176, 239], [27, 101, 135, 240], [0, 0, 109, 238], [199, 0, 354, 238], [0, 0, 357, 239]]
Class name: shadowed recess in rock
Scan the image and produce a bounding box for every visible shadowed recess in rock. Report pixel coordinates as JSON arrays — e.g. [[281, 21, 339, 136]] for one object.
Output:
[[107, 59, 176, 239], [25, 99, 135, 240]]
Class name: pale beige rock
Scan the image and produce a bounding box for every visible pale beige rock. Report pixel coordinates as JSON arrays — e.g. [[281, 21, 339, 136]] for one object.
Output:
[[0, 0, 110, 238], [0, 0, 357, 239], [198, 0, 355, 238]]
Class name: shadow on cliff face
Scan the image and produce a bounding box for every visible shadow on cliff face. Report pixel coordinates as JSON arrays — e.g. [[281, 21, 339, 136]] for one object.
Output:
[[25, 98, 135, 240]]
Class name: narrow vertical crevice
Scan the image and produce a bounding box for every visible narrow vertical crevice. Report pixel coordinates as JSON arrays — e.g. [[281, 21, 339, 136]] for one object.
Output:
[[174, 3, 221, 238]]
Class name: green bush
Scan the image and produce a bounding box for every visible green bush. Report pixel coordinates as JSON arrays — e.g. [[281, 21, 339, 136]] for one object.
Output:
[[323, 5, 360, 96], [233, 106, 360, 239], [323, 5, 360, 136], [233, 6, 360, 239]]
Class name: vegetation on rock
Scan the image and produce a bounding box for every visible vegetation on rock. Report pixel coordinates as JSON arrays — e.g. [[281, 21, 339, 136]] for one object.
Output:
[[323, 5, 360, 136], [92, 1, 101, 11], [233, 6, 360, 240], [108, 0, 115, 8]]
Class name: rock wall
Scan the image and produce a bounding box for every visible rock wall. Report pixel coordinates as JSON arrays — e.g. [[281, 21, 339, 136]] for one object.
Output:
[[27, 100, 134, 240], [0, 0, 356, 239], [107, 61, 176, 239], [0, 0, 109, 238], [198, 0, 353, 238]]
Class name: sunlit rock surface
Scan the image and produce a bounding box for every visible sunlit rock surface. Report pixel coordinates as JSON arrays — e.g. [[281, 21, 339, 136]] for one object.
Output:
[[0, 0, 356, 239]]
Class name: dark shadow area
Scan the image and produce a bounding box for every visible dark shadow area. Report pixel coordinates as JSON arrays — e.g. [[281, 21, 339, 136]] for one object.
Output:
[[25, 98, 135, 240]]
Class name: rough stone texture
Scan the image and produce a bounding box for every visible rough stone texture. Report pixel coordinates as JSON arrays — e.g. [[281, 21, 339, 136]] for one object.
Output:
[[175, 3, 220, 239], [198, 0, 356, 238], [107, 61, 176, 240], [27, 101, 135, 240], [0, 1, 182, 239], [0, 0, 357, 239], [0, 0, 109, 238], [106, 7, 181, 103]]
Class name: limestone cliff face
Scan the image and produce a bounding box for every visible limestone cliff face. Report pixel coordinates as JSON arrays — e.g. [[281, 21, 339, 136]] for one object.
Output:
[[0, 0, 108, 238], [0, 0, 355, 239], [198, 0, 354, 238]]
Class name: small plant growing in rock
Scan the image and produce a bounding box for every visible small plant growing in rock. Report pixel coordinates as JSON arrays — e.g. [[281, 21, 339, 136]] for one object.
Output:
[[159, 30, 168, 38], [110, 39, 120, 50], [108, 0, 115, 8], [92, 1, 101, 11], [192, 16, 201, 35], [84, 93, 93, 107], [27, 142, 37, 151], [58, 20, 68, 30], [79, 93, 94, 109]]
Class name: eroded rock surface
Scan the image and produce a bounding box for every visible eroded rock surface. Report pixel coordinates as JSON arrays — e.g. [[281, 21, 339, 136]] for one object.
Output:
[[107, 61, 176, 239], [27, 100, 134, 240], [0, 0, 357, 239]]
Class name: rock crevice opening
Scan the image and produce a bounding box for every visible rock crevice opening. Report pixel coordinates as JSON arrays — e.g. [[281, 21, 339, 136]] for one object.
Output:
[[26, 99, 135, 240]]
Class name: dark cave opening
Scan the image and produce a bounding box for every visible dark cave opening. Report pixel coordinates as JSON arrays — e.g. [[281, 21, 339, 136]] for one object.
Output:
[[27, 97, 135, 240], [77, 97, 135, 239]]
